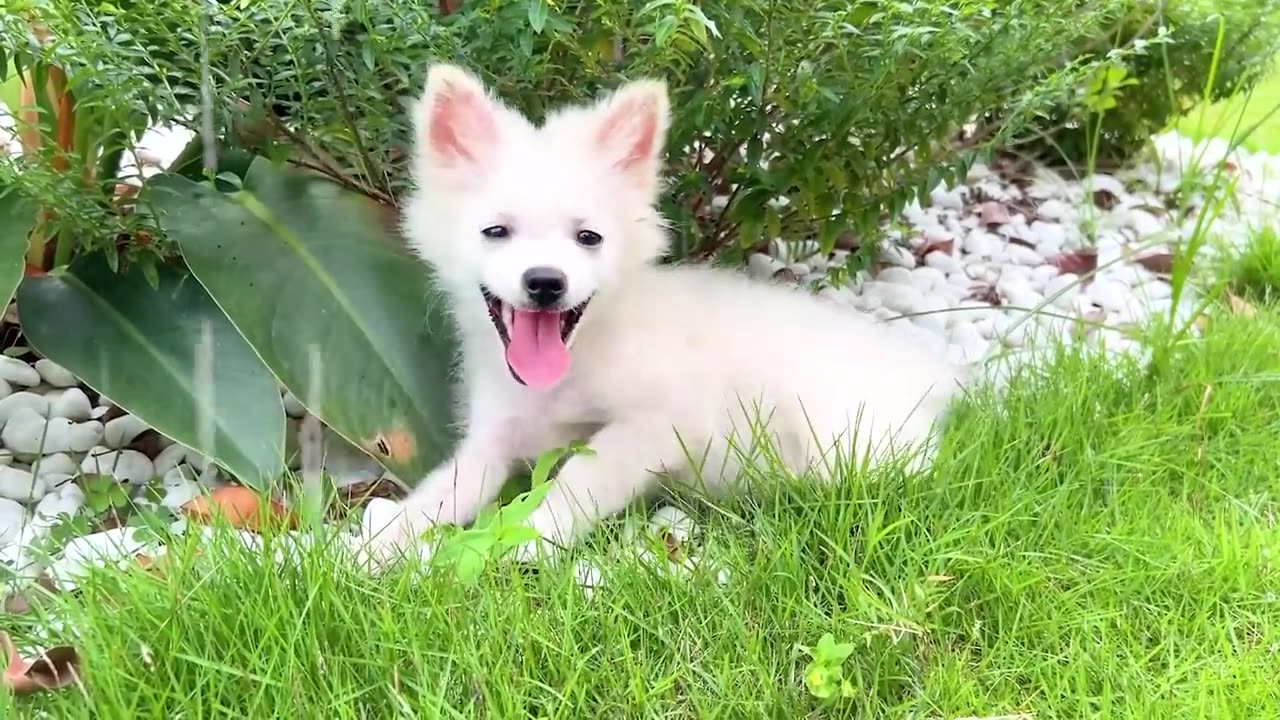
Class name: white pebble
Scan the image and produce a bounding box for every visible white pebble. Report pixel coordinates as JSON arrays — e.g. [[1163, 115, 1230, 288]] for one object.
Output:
[[0, 498, 25, 544], [1134, 280, 1172, 300], [152, 443, 189, 476], [924, 251, 962, 274], [103, 414, 150, 448], [879, 245, 917, 269], [879, 284, 924, 315], [33, 359, 78, 388], [33, 490, 80, 522], [0, 465, 45, 503], [1044, 274, 1082, 308], [1007, 244, 1044, 266], [2, 409, 104, 456], [877, 267, 913, 285], [49, 387, 92, 421], [962, 231, 996, 256], [0, 357, 40, 387], [33, 452, 78, 479], [747, 253, 779, 281], [282, 391, 307, 418], [1036, 199, 1071, 221], [1088, 280, 1130, 313], [160, 468, 201, 510], [80, 448, 155, 485], [648, 506, 699, 546], [0, 392, 49, 427], [909, 266, 947, 291], [50, 528, 151, 589]]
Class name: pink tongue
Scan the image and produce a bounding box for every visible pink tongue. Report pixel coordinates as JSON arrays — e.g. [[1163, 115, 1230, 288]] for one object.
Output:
[[506, 310, 569, 389]]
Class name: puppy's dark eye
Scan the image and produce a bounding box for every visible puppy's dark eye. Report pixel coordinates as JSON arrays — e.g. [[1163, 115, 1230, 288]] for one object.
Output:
[[482, 225, 511, 240], [576, 229, 603, 248]]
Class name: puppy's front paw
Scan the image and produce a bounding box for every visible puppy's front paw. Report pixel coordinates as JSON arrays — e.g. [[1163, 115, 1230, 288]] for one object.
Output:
[[353, 498, 432, 575]]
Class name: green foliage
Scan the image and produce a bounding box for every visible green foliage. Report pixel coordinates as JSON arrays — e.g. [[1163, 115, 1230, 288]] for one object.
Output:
[[4, 0, 1131, 263], [1035, 0, 1280, 166], [797, 632, 857, 700], [16, 253, 287, 490], [425, 443, 594, 584]]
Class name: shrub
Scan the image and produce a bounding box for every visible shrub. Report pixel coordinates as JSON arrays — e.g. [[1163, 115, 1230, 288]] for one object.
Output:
[[3, 0, 1132, 267], [1032, 0, 1280, 167]]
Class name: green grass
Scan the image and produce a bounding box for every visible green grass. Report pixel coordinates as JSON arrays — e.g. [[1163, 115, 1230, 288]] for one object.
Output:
[[4, 296, 1279, 718], [1178, 67, 1280, 152]]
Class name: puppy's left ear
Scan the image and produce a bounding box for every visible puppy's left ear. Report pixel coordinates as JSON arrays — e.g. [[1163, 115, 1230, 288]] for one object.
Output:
[[591, 79, 670, 194]]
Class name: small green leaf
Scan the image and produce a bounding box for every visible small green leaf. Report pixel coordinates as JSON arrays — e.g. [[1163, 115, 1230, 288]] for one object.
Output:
[[527, 0, 548, 34]]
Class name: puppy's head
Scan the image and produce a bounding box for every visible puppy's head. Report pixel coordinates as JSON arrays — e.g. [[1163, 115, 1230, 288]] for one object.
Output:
[[402, 64, 670, 390]]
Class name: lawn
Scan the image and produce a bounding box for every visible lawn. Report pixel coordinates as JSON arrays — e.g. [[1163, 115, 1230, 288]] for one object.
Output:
[[1178, 65, 1280, 152], [4, 287, 1278, 718]]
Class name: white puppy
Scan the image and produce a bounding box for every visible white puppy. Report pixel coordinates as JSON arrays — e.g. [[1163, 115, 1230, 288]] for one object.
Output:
[[372, 63, 962, 564]]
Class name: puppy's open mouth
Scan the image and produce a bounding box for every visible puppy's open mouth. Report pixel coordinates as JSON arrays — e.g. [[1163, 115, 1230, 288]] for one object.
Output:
[[481, 287, 589, 389]]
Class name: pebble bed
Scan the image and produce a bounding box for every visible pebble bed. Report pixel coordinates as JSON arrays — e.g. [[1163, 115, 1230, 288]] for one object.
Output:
[[0, 116, 1278, 600]]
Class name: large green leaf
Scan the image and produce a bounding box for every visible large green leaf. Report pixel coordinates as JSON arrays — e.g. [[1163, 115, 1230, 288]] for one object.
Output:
[[144, 159, 461, 485], [0, 188, 34, 309], [16, 254, 286, 489]]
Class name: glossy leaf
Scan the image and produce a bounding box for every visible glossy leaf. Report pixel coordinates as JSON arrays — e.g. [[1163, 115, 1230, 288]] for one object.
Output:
[[16, 254, 286, 489], [145, 158, 460, 485]]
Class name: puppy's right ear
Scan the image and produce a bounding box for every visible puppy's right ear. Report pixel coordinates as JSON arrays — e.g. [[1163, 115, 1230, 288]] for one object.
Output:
[[413, 64, 499, 186]]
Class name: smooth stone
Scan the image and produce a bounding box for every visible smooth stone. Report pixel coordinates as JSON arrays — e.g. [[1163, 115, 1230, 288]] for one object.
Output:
[[33, 488, 81, 521], [647, 506, 699, 546], [962, 230, 996, 256], [0, 498, 25, 544], [103, 414, 150, 448], [1045, 274, 1082, 308], [786, 262, 810, 278], [0, 392, 50, 427], [0, 380, 11, 402], [153, 443, 189, 476], [1007, 244, 1044, 266], [1088, 280, 1130, 313], [912, 296, 951, 334], [49, 388, 93, 422], [0, 357, 40, 387], [878, 284, 924, 315], [1036, 199, 1071, 221], [51, 528, 150, 588], [33, 359, 78, 388], [282, 391, 307, 419], [1, 409, 103, 455], [746, 253, 779, 281], [1134, 280, 1172, 300], [879, 245, 917, 269], [924, 251, 962, 274], [929, 185, 966, 210], [909, 266, 947, 291], [0, 465, 45, 502], [80, 448, 155, 485], [161, 468, 201, 510], [877, 267, 913, 285], [33, 452, 78, 479]]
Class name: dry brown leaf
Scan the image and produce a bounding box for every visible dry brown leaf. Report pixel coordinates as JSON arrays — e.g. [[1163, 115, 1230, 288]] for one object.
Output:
[[2, 574, 59, 616], [1049, 250, 1099, 275], [183, 486, 295, 532], [1092, 189, 1118, 210], [966, 285, 1002, 306], [1134, 252, 1175, 275], [0, 632, 80, 696], [1226, 292, 1258, 318], [979, 201, 1012, 226], [914, 230, 955, 260]]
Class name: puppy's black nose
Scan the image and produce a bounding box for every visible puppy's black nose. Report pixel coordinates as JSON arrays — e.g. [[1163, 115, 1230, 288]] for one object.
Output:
[[522, 266, 567, 309]]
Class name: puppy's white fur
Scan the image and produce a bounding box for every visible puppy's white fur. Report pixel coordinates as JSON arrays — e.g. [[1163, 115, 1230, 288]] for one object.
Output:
[[374, 64, 962, 563]]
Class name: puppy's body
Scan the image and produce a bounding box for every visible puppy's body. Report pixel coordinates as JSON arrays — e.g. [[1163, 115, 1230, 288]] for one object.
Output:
[[374, 65, 961, 562]]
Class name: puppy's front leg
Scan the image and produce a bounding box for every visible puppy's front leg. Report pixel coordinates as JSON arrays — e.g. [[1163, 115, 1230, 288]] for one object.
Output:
[[515, 416, 687, 562], [364, 429, 512, 567]]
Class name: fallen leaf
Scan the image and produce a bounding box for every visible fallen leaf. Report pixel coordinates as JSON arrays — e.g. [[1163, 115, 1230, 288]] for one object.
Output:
[[2, 574, 60, 616], [966, 285, 1002, 306], [979, 201, 1012, 226], [1134, 252, 1175, 274], [0, 632, 80, 696], [914, 230, 955, 260], [1049, 250, 1099, 275], [183, 486, 295, 532], [1092, 189, 1118, 210], [1226, 291, 1258, 318]]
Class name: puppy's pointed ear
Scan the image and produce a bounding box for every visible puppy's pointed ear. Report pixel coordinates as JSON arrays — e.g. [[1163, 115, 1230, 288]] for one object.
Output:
[[413, 64, 500, 184], [591, 79, 670, 194]]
